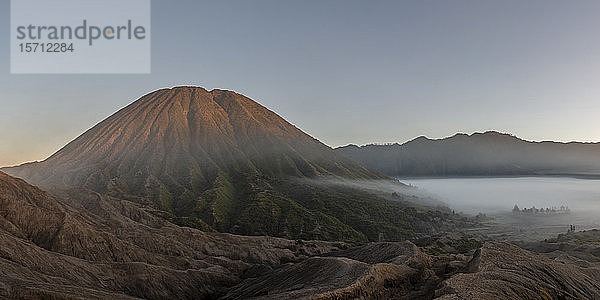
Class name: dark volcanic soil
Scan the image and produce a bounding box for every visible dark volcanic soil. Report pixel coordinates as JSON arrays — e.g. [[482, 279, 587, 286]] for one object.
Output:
[[0, 172, 342, 299], [2, 171, 600, 299]]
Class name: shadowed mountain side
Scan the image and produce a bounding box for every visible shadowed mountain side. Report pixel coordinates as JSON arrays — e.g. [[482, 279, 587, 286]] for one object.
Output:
[[1, 87, 469, 243], [0, 172, 344, 299], [337, 131, 600, 177]]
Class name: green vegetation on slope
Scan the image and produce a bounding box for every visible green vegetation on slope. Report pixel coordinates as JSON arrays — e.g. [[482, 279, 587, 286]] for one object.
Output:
[[1, 87, 475, 245]]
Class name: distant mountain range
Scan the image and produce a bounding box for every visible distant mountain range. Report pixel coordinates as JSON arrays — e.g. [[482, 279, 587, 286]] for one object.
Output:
[[1, 87, 466, 243], [336, 131, 600, 177]]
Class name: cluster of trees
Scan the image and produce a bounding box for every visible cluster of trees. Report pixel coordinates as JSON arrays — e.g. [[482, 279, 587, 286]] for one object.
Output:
[[512, 205, 570, 215]]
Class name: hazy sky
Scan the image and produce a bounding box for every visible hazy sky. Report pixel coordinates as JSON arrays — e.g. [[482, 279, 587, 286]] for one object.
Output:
[[2, 0, 600, 167]]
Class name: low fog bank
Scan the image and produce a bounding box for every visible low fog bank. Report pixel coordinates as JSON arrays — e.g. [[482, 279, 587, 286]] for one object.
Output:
[[297, 176, 451, 209], [399, 177, 600, 238], [298, 176, 600, 241], [398, 177, 600, 215]]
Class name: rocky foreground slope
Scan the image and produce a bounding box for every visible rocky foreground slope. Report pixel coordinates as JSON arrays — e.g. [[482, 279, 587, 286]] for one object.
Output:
[[0, 172, 342, 299], [227, 241, 600, 299], [2, 171, 599, 299]]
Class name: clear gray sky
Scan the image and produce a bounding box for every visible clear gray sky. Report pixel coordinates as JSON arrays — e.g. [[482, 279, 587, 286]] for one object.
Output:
[[2, 0, 600, 167]]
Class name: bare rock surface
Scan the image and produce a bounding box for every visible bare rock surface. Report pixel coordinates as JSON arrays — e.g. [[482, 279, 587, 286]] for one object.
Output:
[[518, 229, 600, 262], [2, 171, 600, 299], [223, 256, 372, 299], [435, 242, 600, 299], [0, 172, 342, 299], [226, 240, 600, 300], [331, 241, 425, 265], [224, 241, 463, 299]]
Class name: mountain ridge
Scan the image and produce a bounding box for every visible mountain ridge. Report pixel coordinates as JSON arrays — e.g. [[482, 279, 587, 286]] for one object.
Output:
[[342, 131, 600, 149], [336, 131, 600, 177]]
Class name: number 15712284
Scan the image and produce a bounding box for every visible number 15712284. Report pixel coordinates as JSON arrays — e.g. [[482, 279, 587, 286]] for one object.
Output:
[[19, 43, 74, 53]]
